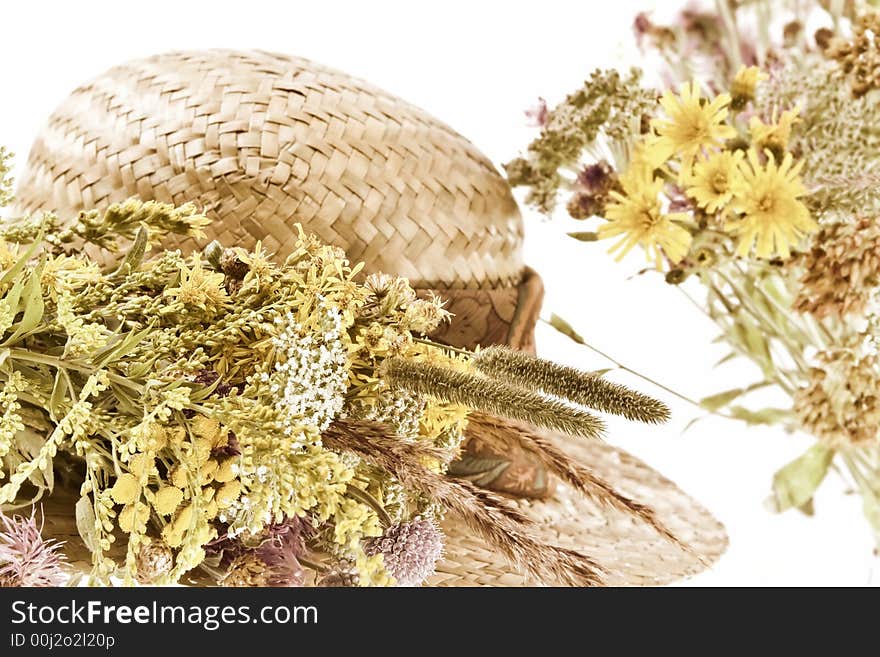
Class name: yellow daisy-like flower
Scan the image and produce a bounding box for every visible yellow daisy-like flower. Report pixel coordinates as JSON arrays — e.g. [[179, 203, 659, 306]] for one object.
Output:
[[600, 168, 693, 269], [628, 139, 670, 179], [749, 107, 800, 154], [727, 149, 817, 259], [165, 254, 229, 312], [651, 81, 737, 168], [731, 66, 768, 107], [685, 149, 744, 214]]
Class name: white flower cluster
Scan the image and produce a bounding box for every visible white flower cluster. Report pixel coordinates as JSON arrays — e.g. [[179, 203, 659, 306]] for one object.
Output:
[[347, 387, 425, 439], [265, 304, 349, 447]]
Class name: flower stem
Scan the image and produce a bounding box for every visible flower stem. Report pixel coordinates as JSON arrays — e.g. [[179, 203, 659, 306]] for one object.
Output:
[[539, 317, 706, 412], [7, 348, 142, 392]]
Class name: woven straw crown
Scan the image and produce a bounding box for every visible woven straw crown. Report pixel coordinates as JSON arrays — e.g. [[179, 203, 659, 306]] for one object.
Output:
[[14, 49, 523, 289]]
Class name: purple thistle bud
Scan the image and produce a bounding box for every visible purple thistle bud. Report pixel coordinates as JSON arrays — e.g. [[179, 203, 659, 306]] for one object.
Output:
[[0, 510, 67, 587], [576, 160, 615, 194], [365, 518, 443, 587]]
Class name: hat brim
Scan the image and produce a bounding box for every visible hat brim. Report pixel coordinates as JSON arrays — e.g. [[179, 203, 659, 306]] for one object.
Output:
[[431, 431, 727, 586]]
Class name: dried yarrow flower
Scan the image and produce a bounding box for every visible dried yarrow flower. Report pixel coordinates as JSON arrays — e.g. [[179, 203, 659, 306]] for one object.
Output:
[[0, 510, 67, 587], [793, 342, 880, 447], [365, 517, 443, 587], [792, 217, 880, 319]]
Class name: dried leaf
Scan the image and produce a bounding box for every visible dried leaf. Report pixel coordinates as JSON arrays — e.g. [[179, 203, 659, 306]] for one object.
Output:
[[714, 352, 738, 368], [4, 265, 45, 344], [0, 231, 43, 285], [567, 231, 599, 242], [770, 443, 834, 513], [700, 388, 747, 412], [447, 454, 511, 487], [547, 313, 586, 344], [110, 224, 149, 279], [700, 382, 771, 412], [727, 405, 791, 426], [92, 323, 152, 369], [48, 370, 67, 422], [75, 494, 99, 553]]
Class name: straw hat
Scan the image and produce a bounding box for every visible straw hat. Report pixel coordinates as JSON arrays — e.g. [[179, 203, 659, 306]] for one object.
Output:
[[12, 50, 727, 585]]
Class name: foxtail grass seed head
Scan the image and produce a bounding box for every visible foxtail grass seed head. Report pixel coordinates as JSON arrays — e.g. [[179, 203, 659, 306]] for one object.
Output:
[[473, 346, 670, 424], [382, 358, 606, 439]]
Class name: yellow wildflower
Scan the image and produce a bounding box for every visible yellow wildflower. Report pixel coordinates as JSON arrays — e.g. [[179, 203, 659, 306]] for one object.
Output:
[[0, 240, 19, 271], [110, 473, 139, 505], [215, 480, 242, 508], [128, 453, 156, 479], [730, 66, 768, 108], [600, 168, 693, 269], [214, 458, 237, 483], [40, 255, 102, 300], [153, 486, 184, 515], [627, 139, 670, 179], [749, 107, 800, 155], [685, 149, 744, 213], [651, 81, 737, 168], [199, 459, 218, 481], [161, 504, 193, 548], [168, 464, 188, 488], [165, 254, 229, 312], [118, 502, 150, 533], [727, 149, 817, 259]]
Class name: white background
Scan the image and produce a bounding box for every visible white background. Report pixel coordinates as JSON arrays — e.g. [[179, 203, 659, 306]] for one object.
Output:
[[2, 0, 877, 585]]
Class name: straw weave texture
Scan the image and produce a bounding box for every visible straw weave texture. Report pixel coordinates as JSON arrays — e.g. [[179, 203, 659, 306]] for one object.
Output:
[[431, 432, 728, 586], [13, 50, 523, 289]]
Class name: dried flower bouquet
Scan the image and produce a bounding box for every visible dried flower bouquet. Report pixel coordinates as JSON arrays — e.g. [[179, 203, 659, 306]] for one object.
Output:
[[507, 0, 880, 542], [0, 148, 674, 586]]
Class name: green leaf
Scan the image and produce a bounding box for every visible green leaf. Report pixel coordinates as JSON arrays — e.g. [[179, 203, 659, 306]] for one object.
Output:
[[447, 455, 511, 487], [547, 313, 586, 345], [700, 381, 772, 412], [727, 405, 791, 426], [2, 272, 27, 321], [92, 323, 152, 369], [48, 369, 67, 421], [0, 230, 44, 286], [110, 224, 149, 279], [770, 443, 834, 513], [3, 264, 45, 345], [700, 388, 747, 412], [567, 231, 599, 242], [713, 352, 738, 368], [75, 494, 99, 553]]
